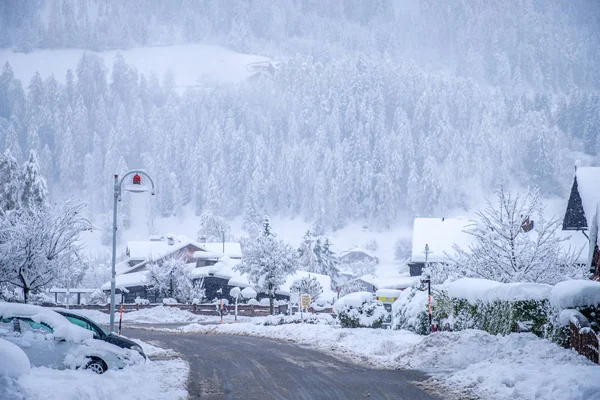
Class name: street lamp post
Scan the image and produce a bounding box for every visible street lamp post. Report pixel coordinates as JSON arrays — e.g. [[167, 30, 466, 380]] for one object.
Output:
[[109, 170, 155, 333]]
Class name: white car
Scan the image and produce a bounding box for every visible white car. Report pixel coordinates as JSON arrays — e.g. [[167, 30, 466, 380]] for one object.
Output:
[[0, 302, 143, 374]]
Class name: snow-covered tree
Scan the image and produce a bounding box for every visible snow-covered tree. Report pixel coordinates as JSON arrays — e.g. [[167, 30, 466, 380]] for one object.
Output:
[[235, 216, 297, 314], [0, 201, 92, 303], [0, 149, 22, 214], [315, 237, 340, 279], [290, 276, 323, 300], [146, 257, 201, 303], [196, 212, 232, 242], [21, 150, 49, 210], [297, 230, 318, 272], [339, 279, 367, 297], [446, 185, 580, 284]]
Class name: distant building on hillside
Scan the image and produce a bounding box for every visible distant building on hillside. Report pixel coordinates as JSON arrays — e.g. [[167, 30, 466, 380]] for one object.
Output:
[[339, 248, 379, 265], [408, 217, 474, 276]]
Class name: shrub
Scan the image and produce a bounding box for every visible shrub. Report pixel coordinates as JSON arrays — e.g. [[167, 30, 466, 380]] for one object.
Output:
[[337, 300, 386, 328], [392, 287, 429, 335]]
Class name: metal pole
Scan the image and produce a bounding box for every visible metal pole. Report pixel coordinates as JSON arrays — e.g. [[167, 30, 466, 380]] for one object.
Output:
[[109, 174, 119, 333]]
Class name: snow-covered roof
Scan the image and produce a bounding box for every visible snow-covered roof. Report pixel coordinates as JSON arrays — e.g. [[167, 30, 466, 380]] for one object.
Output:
[[0, 302, 93, 342], [101, 270, 149, 291], [126, 235, 198, 261], [575, 167, 600, 228], [190, 259, 242, 282], [192, 251, 224, 260], [197, 242, 242, 258], [410, 217, 475, 263], [340, 247, 378, 259], [376, 275, 421, 290]]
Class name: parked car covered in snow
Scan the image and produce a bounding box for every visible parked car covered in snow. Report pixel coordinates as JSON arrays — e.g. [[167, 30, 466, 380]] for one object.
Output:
[[54, 309, 146, 359], [0, 302, 143, 374]]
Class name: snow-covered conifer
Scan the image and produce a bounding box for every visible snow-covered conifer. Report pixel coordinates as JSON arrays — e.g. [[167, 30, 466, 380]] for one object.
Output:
[[21, 150, 49, 210], [0, 149, 22, 213]]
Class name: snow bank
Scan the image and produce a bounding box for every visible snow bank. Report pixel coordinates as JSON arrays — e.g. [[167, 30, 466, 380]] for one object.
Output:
[[16, 357, 188, 400], [550, 280, 600, 309], [396, 330, 600, 400], [0, 338, 30, 377], [76, 306, 206, 324], [447, 278, 552, 304], [0, 302, 93, 343]]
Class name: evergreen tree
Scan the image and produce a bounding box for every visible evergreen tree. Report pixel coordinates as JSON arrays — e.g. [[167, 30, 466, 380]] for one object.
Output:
[[0, 149, 22, 213], [21, 150, 49, 210]]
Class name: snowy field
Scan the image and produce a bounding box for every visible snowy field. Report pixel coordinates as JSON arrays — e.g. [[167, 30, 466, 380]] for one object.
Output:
[[169, 320, 600, 400], [1, 337, 188, 400], [0, 44, 269, 87]]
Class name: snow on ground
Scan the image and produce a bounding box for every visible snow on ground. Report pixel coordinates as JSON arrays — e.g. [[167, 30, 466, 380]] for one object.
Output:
[[75, 306, 251, 325], [1, 44, 269, 87], [76, 306, 208, 324], [171, 320, 600, 400], [2, 338, 188, 400]]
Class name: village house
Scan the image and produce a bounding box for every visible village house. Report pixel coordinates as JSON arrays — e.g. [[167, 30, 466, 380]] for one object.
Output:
[[563, 166, 600, 278], [102, 235, 242, 303], [339, 247, 379, 265], [563, 166, 600, 274]]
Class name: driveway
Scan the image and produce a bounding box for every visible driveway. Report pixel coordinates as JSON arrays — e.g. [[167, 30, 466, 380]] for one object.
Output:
[[129, 328, 439, 400]]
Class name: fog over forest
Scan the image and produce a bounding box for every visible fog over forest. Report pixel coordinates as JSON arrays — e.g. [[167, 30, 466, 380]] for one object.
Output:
[[1, 0, 599, 235]]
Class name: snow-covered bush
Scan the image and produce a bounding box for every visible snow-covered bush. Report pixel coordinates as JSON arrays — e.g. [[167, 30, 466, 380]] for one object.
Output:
[[365, 239, 378, 252], [134, 297, 150, 305], [162, 298, 177, 305], [87, 289, 107, 306], [392, 287, 429, 335], [335, 293, 386, 328], [261, 313, 334, 326]]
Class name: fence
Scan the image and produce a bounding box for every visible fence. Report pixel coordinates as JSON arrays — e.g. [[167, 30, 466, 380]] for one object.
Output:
[[569, 322, 599, 364], [52, 303, 288, 317]]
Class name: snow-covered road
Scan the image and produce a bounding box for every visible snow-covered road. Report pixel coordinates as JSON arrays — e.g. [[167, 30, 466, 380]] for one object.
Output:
[[127, 328, 437, 400]]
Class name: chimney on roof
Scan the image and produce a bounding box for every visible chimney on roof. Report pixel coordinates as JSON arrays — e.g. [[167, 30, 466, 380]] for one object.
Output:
[[167, 235, 175, 246], [199, 235, 207, 244]]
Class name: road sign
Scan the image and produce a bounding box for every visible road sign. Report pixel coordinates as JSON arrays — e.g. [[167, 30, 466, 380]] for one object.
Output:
[[300, 295, 311, 310]]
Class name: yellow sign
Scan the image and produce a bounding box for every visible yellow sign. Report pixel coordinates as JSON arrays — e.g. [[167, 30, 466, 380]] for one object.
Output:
[[376, 296, 398, 303], [300, 295, 311, 309]]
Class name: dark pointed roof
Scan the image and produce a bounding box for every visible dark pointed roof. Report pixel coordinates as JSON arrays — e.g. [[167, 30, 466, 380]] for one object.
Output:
[[563, 174, 588, 230]]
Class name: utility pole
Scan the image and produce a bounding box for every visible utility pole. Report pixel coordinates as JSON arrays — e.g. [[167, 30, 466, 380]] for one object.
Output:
[[109, 170, 155, 334], [423, 244, 433, 334]]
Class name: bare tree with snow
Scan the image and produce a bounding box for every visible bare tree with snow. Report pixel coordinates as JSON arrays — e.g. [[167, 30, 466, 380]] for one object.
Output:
[[290, 276, 323, 300], [197, 211, 232, 243], [0, 201, 92, 303], [447, 185, 581, 284]]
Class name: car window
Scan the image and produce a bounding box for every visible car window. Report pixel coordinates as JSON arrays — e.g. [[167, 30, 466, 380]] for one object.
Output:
[[63, 315, 103, 338]]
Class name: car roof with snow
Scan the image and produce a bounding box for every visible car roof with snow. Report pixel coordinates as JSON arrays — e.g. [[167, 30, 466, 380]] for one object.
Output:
[[0, 302, 93, 342]]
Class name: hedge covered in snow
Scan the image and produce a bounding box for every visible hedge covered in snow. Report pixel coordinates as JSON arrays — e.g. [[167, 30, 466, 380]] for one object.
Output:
[[392, 278, 600, 345]]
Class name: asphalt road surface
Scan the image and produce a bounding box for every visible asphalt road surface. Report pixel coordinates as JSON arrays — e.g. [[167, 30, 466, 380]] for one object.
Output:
[[130, 329, 439, 400]]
